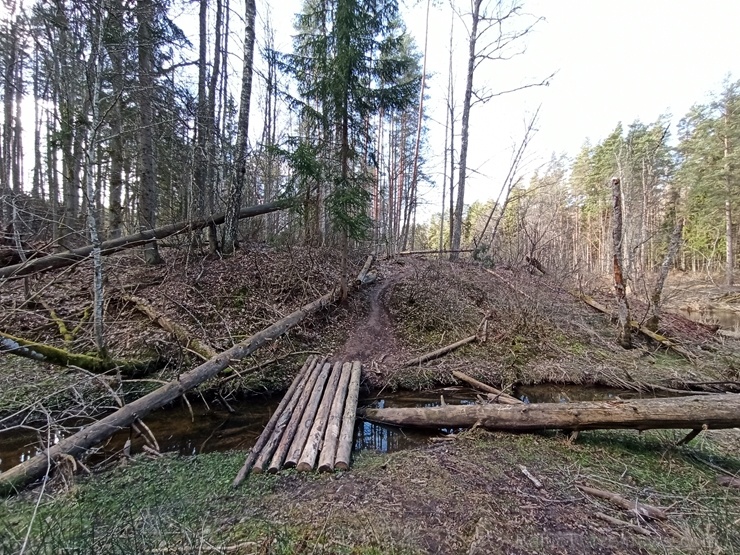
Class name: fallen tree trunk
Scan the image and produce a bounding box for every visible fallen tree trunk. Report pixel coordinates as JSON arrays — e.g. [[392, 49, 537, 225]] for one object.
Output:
[[362, 394, 740, 433], [451, 370, 522, 405], [0, 198, 295, 280], [575, 293, 694, 360], [0, 284, 339, 496], [0, 331, 160, 376], [355, 255, 375, 285], [397, 249, 474, 256], [124, 295, 217, 360], [402, 335, 477, 367]]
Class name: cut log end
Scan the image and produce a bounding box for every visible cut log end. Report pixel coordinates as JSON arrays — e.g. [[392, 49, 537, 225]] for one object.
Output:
[[296, 462, 313, 472]]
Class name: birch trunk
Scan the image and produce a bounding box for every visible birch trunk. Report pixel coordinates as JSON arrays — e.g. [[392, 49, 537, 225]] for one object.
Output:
[[223, 0, 256, 254]]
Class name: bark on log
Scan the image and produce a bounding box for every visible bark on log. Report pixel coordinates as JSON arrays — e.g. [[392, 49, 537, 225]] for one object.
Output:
[[451, 370, 523, 405], [297, 361, 344, 472], [283, 362, 332, 468], [362, 394, 740, 433], [335, 361, 362, 471], [355, 255, 375, 285], [124, 295, 218, 360], [0, 198, 294, 280], [318, 362, 353, 472], [402, 335, 477, 367], [232, 356, 317, 485], [0, 331, 160, 376], [1, 286, 339, 497], [267, 357, 328, 473], [250, 358, 319, 474]]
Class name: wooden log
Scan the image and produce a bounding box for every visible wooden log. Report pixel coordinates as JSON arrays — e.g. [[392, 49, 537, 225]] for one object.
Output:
[[297, 361, 344, 472], [397, 249, 474, 256], [402, 335, 477, 367], [578, 484, 667, 520], [318, 362, 353, 472], [0, 330, 160, 376], [1, 286, 340, 497], [267, 357, 328, 473], [283, 362, 332, 468], [452, 370, 523, 405], [335, 361, 362, 471], [124, 295, 218, 360], [0, 198, 295, 280], [355, 255, 375, 285], [233, 356, 317, 484], [362, 394, 740, 433], [574, 293, 693, 360]]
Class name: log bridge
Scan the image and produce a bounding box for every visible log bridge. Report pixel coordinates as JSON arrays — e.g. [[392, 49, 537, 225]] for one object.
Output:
[[233, 355, 362, 486]]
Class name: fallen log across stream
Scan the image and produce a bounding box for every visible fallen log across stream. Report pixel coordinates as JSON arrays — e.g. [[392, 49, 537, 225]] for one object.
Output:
[[362, 394, 740, 433], [0, 255, 374, 496]]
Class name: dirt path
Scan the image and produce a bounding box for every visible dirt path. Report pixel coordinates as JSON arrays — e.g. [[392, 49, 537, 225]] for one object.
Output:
[[334, 261, 405, 370]]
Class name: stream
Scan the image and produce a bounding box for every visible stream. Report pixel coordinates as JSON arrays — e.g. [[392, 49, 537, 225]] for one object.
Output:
[[0, 384, 655, 473]]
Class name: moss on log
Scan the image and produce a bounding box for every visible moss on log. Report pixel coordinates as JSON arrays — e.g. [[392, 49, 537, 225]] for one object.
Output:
[[0, 331, 159, 376]]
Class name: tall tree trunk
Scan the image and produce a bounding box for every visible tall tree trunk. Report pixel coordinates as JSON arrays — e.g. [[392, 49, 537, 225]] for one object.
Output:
[[137, 0, 162, 264], [1, 19, 18, 223], [724, 125, 734, 286], [205, 0, 223, 252], [408, 0, 430, 252], [84, 7, 107, 354], [450, 0, 481, 260], [193, 0, 209, 246], [12, 48, 23, 196], [611, 177, 631, 348], [106, 0, 125, 239], [223, 0, 256, 255]]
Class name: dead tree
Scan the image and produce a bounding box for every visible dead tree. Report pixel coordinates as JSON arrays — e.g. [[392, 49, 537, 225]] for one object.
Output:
[[611, 177, 632, 348]]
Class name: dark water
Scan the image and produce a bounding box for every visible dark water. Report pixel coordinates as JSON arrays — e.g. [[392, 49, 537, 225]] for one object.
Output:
[[679, 307, 740, 330], [0, 384, 647, 472]]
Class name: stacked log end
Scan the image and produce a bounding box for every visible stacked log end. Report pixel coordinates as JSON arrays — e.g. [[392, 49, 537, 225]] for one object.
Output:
[[233, 357, 363, 484]]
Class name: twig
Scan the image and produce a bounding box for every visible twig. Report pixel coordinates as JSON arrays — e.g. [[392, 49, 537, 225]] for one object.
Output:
[[577, 484, 667, 520], [519, 465, 543, 489], [593, 511, 652, 536]]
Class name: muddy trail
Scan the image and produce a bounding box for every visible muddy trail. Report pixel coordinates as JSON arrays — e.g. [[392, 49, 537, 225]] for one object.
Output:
[[334, 262, 405, 369]]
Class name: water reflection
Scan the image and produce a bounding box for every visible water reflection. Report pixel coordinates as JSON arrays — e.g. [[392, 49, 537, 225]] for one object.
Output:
[[679, 307, 740, 331]]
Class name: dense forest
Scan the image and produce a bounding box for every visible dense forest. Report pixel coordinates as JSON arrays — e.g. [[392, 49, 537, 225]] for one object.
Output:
[[1, 0, 737, 285]]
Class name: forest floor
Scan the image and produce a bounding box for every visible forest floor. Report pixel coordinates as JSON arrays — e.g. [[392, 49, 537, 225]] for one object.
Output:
[[1, 247, 739, 554]]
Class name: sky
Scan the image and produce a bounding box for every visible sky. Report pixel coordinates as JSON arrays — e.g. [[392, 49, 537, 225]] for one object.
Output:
[[15, 0, 740, 220], [265, 0, 740, 220]]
